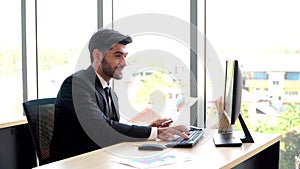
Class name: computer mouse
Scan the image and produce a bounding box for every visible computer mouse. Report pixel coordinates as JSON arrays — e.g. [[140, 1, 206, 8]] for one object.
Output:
[[138, 143, 166, 151]]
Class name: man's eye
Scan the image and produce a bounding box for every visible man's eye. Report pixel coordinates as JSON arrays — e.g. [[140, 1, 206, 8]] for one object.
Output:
[[115, 53, 126, 58]]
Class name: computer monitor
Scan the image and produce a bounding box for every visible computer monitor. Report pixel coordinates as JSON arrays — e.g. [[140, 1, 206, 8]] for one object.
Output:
[[213, 60, 254, 147], [224, 59, 242, 125]]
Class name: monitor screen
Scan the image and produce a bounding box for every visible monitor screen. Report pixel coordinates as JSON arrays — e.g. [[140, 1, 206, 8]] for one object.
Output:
[[224, 60, 242, 125]]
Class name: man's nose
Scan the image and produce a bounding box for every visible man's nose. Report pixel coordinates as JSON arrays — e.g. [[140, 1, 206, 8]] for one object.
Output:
[[120, 56, 127, 66]]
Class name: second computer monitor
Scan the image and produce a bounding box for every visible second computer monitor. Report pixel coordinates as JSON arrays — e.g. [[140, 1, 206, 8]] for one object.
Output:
[[213, 59, 254, 147], [224, 59, 242, 125]]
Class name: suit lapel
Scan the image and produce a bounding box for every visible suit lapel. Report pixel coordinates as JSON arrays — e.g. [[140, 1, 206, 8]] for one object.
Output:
[[86, 66, 119, 121], [86, 66, 110, 118], [95, 80, 111, 118]]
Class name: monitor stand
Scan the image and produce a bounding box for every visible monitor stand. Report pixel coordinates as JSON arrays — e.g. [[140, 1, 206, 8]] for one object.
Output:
[[213, 132, 242, 147], [213, 114, 254, 147]]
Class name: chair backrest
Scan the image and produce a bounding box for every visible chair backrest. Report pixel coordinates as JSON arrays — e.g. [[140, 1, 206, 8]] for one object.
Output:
[[23, 98, 56, 166]]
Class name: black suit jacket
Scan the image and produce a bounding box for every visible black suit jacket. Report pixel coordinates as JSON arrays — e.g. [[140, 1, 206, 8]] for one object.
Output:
[[49, 66, 151, 162]]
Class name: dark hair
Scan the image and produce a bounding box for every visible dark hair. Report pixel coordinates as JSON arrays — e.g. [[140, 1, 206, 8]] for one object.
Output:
[[88, 29, 132, 63]]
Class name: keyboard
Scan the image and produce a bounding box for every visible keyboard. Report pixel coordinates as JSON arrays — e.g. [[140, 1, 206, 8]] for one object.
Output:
[[165, 127, 204, 148]]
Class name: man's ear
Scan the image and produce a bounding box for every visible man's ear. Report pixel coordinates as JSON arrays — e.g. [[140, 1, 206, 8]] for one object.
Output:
[[92, 49, 103, 62]]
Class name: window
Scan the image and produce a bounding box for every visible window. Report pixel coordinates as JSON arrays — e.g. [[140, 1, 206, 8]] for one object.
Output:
[[207, 0, 300, 168], [36, 0, 97, 98], [2, 1, 299, 168], [111, 0, 192, 125], [0, 1, 23, 119], [0, 0, 97, 121]]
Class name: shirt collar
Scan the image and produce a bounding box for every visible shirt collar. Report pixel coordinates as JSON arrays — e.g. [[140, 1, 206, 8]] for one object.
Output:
[[95, 72, 112, 89]]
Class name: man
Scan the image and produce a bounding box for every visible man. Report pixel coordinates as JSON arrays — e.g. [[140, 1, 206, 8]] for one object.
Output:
[[49, 29, 189, 162]]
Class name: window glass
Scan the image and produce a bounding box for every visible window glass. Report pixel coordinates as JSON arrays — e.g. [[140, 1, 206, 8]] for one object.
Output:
[[37, 0, 97, 98], [112, 0, 191, 125], [207, 0, 300, 168], [0, 1, 23, 120]]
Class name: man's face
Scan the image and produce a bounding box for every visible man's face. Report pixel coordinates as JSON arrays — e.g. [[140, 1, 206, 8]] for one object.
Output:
[[101, 43, 128, 80]]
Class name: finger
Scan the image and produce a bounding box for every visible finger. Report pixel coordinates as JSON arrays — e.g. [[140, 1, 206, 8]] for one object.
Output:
[[166, 132, 176, 140], [149, 118, 168, 127], [160, 119, 173, 127], [175, 131, 189, 140], [153, 118, 169, 124], [158, 130, 175, 141], [160, 118, 172, 123], [176, 125, 190, 134], [171, 126, 189, 139]]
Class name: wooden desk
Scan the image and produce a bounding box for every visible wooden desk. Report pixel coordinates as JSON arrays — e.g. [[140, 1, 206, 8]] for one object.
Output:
[[0, 115, 27, 129], [34, 130, 281, 169]]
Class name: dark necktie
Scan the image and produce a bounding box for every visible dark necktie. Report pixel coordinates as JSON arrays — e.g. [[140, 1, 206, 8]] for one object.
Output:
[[104, 87, 114, 119]]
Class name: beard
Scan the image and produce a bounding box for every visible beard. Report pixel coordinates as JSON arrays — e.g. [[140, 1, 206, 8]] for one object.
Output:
[[101, 57, 123, 80]]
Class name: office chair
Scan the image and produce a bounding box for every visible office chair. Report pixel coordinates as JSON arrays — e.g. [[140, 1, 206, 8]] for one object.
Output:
[[22, 98, 56, 166]]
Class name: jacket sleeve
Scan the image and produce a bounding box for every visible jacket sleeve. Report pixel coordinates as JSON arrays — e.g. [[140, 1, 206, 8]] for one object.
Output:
[[70, 72, 152, 147]]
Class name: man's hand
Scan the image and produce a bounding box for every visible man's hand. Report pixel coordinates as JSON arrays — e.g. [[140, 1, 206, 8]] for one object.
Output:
[[149, 118, 173, 127], [157, 125, 190, 141]]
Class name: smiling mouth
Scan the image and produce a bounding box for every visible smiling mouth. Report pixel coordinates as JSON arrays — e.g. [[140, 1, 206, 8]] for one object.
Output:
[[116, 66, 125, 71], [114, 68, 124, 75]]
